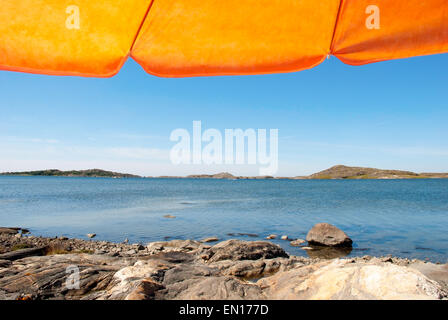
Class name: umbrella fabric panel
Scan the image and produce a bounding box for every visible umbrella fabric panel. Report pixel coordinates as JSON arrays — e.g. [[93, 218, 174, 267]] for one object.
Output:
[[0, 0, 152, 77], [332, 0, 448, 65], [131, 0, 341, 77]]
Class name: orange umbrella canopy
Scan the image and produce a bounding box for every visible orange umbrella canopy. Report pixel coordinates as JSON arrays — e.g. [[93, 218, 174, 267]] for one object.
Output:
[[0, 0, 151, 77], [0, 0, 447, 77]]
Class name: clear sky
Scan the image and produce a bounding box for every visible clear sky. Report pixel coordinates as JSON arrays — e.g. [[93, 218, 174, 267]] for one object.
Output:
[[0, 53, 447, 176]]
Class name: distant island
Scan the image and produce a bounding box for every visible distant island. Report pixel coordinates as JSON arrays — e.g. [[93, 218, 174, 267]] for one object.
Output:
[[302, 165, 448, 180], [2, 165, 448, 180], [0, 169, 140, 178], [155, 165, 448, 180]]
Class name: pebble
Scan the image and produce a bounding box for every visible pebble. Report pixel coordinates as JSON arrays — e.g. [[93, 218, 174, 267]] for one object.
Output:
[[87, 233, 96, 239], [281, 235, 289, 240], [266, 234, 277, 240]]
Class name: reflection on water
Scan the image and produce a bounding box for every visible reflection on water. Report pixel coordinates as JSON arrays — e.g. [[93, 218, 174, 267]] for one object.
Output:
[[305, 246, 353, 259], [0, 176, 447, 262]]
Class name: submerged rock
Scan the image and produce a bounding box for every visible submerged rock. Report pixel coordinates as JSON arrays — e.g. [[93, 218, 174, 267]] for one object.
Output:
[[290, 239, 306, 246], [306, 223, 353, 247], [227, 233, 258, 238]]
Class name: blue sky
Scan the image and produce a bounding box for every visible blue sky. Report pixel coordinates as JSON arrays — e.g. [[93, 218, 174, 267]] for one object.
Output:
[[0, 53, 447, 176]]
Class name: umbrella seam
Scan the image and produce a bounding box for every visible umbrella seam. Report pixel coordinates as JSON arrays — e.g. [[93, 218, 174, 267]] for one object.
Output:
[[129, 0, 156, 56], [329, 0, 344, 56]]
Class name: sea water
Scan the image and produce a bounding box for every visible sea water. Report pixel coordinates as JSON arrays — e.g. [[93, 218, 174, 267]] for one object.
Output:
[[0, 176, 447, 262]]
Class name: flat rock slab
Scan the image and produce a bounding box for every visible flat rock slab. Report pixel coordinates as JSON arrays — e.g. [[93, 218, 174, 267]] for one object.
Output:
[[0, 247, 47, 261], [166, 276, 264, 300], [0, 254, 134, 300], [0, 228, 19, 235], [409, 261, 448, 292], [0, 259, 11, 268], [201, 237, 219, 243], [258, 259, 447, 300]]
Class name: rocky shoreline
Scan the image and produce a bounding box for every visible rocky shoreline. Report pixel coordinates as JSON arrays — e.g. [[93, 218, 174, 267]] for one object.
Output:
[[1, 227, 447, 300]]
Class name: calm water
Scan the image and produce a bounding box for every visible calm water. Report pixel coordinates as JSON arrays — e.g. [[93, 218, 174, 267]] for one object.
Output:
[[0, 176, 447, 262]]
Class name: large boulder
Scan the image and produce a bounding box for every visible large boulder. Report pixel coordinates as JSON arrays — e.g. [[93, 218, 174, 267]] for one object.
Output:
[[306, 223, 352, 247], [205, 240, 289, 263], [146, 240, 202, 254]]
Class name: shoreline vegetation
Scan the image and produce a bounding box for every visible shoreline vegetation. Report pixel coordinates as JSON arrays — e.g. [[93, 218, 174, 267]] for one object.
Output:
[[1, 165, 448, 180], [0, 224, 447, 300], [0, 169, 139, 178]]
